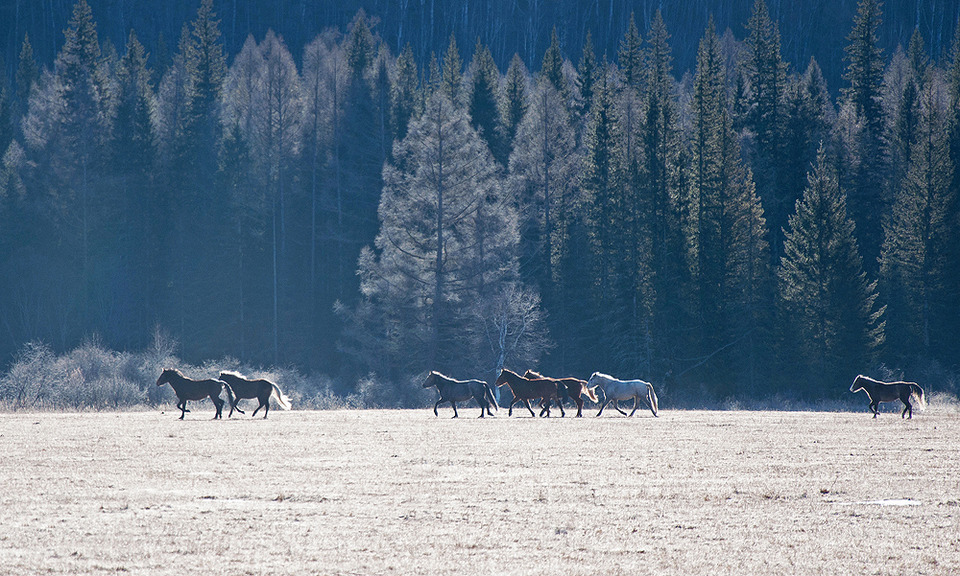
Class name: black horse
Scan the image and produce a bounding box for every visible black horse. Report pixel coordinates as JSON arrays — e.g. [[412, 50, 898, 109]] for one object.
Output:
[[218, 371, 292, 419], [156, 368, 227, 420], [850, 374, 926, 419], [422, 371, 498, 418]]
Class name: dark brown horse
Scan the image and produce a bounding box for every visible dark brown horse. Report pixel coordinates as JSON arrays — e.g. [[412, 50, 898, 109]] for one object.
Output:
[[156, 368, 227, 420], [850, 374, 926, 419], [524, 370, 599, 417], [495, 368, 563, 417], [218, 371, 292, 419], [422, 371, 498, 418]]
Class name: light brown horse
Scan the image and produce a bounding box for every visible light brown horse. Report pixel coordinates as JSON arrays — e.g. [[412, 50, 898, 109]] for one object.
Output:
[[850, 374, 926, 419], [524, 370, 598, 417], [495, 368, 563, 417], [156, 368, 227, 420]]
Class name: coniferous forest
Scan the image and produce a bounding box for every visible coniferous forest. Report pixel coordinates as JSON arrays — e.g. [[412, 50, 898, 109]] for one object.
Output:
[[0, 0, 959, 405]]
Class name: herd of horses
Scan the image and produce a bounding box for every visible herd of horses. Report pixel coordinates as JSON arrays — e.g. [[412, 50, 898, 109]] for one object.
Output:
[[422, 368, 660, 418], [155, 368, 291, 419], [155, 367, 926, 421]]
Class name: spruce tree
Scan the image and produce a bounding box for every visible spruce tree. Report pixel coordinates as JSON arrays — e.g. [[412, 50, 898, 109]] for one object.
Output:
[[641, 10, 690, 379], [841, 0, 887, 270], [441, 34, 463, 106], [618, 14, 643, 91], [391, 43, 419, 143], [541, 28, 568, 105], [467, 40, 502, 162], [15, 34, 38, 115], [880, 80, 954, 363], [356, 92, 515, 375], [499, 54, 528, 162], [576, 31, 598, 118], [744, 0, 788, 259], [779, 146, 885, 396]]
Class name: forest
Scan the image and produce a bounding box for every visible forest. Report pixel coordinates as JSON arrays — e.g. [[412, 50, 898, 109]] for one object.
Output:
[[0, 0, 958, 406]]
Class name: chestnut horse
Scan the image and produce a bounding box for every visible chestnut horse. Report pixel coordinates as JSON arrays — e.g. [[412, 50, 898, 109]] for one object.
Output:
[[850, 374, 926, 419], [218, 371, 292, 419], [156, 368, 227, 420], [422, 371, 498, 418], [495, 368, 563, 417], [524, 370, 598, 417]]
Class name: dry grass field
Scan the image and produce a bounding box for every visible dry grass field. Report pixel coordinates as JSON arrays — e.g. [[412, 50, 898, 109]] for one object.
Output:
[[0, 405, 958, 575]]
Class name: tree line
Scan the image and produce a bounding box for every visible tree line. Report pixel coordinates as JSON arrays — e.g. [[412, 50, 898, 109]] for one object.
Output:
[[0, 0, 958, 403]]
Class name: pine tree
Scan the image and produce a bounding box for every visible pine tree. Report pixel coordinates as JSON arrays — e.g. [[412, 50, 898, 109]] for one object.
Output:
[[690, 20, 772, 394], [15, 34, 38, 116], [441, 34, 463, 106], [640, 10, 690, 379], [744, 0, 789, 259], [541, 28, 568, 105], [779, 146, 885, 396], [880, 80, 954, 363], [391, 43, 419, 143], [618, 13, 643, 91], [576, 31, 598, 118], [841, 0, 887, 270], [356, 92, 515, 376], [467, 40, 502, 163], [498, 54, 528, 163], [508, 77, 579, 306]]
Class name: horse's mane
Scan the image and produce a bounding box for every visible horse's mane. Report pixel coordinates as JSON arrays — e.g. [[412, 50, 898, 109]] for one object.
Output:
[[164, 367, 185, 377], [220, 370, 246, 379], [590, 372, 614, 381]]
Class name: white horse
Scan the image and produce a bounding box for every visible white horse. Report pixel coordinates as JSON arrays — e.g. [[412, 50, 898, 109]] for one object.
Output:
[[587, 372, 659, 417]]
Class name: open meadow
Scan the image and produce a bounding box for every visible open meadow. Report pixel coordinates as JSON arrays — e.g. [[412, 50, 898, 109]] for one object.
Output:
[[0, 406, 958, 575]]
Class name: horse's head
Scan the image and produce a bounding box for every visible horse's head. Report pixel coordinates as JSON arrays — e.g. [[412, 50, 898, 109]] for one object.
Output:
[[850, 375, 867, 393], [587, 372, 602, 387], [156, 368, 179, 386], [494, 369, 513, 388], [422, 371, 438, 388]]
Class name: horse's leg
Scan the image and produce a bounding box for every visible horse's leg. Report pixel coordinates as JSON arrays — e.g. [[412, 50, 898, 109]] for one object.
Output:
[[178, 400, 187, 420], [508, 398, 518, 416], [213, 396, 224, 419], [556, 398, 565, 417], [902, 397, 912, 419], [629, 396, 640, 417], [870, 400, 879, 418], [575, 397, 583, 417], [434, 399, 443, 417], [263, 400, 270, 419], [451, 401, 459, 418], [596, 399, 609, 417], [613, 401, 629, 416], [523, 399, 537, 417]]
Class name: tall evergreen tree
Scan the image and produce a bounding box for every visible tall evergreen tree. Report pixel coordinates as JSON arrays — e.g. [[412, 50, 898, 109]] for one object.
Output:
[[467, 40, 502, 162], [541, 28, 568, 105], [618, 13, 643, 91], [841, 0, 887, 270], [15, 34, 39, 118], [640, 10, 690, 379], [391, 43, 419, 143], [690, 20, 772, 394], [354, 92, 515, 377], [441, 33, 463, 106], [498, 54, 528, 163], [779, 146, 885, 396], [576, 31, 598, 118], [880, 80, 954, 363], [744, 0, 789, 259]]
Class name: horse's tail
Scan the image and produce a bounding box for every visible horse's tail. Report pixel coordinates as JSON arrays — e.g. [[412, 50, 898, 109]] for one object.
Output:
[[647, 382, 659, 417], [484, 383, 499, 411], [270, 383, 292, 410], [220, 380, 237, 406], [582, 384, 599, 403], [910, 383, 926, 411]]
